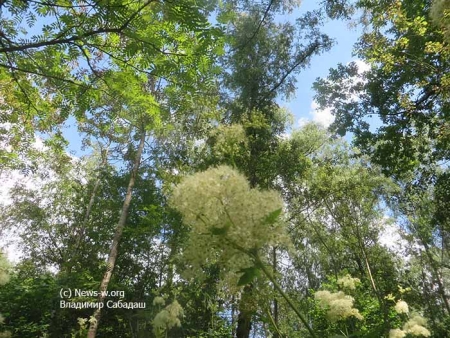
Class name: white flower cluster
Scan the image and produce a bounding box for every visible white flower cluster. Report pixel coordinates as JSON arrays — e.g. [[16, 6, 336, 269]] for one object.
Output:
[[389, 314, 431, 337], [314, 290, 363, 322], [170, 166, 287, 278], [152, 296, 166, 306], [152, 300, 184, 337], [210, 124, 248, 159], [77, 317, 88, 329], [389, 328, 406, 338], [394, 300, 409, 314], [337, 274, 360, 290], [404, 315, 432, 336]]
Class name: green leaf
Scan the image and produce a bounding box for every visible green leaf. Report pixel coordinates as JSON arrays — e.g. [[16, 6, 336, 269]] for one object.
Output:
[[263, 208, 282, 225], [210, 221, 231, 235], [237, 267, 260, 286], [210, 226, 228, 235]]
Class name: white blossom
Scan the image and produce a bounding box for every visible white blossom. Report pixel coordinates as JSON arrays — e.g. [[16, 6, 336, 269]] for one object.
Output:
[[337, 274, 360, 290], [152, 300, 184, 337], [152, 296, 165, 306], [170, 165, 288, 283], [77, 317, 88, 330], [314, 290, 363, 322], [389, 329, 406, 338], [394, 300, 409, 314], [403, 315, 431, 337]]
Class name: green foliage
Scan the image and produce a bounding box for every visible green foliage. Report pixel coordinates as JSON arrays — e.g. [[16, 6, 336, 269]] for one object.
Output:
[[3, 0, 450, 337], [431, 0, 450, 44], [237, 267, 261, 287], [0, 264, 57, 337], [0, 253, 11, 338], [263, 208, 282, 226], [0, 254, 9, 287], [0, 0, 223, 171], [314, 0, 450, 179]]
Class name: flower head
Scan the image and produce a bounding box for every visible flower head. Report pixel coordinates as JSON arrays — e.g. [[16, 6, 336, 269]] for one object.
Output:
[[77, 317, 88, 329], [153, 296, 165, 306], [315, 290, 363, 322], [337, 274, 360, 290], [394, 300, 409, 314], [403, 315, 431, 337], [170, 166, 288, 283], [389, 329, 406, 338], [153, 300, 184, 337]]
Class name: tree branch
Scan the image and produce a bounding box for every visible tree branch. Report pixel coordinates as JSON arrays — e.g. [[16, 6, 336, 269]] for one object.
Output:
[[258, 41, 321, 105], [0, 0, 155, 54]]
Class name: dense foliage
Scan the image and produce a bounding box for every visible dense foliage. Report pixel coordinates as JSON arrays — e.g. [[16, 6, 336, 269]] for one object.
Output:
[[0, 0, 449, 337]]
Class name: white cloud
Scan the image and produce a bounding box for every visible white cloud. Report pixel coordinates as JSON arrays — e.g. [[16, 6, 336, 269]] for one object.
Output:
[[311, 101, 335, 127], [0, 168, 42, 263], [193, 138, 205, 147], [297, 101, 334, 128], [278, 132, 291, 140], [298, 59, 370, 129], [378, 216, 412, 262], [379, 222, 405, 250], [354, 59, 370, 74]]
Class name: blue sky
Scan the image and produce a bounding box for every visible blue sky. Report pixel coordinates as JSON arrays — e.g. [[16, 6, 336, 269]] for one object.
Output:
[[278, 3, 363, 130]]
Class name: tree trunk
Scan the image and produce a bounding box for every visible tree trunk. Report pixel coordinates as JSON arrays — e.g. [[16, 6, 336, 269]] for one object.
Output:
[[272, 247, 279, 338], [69, 146, 109, 273], [236, 291, 252, 338], [423, 241, 450, 315], [231, 296, 236, 337], [87, 130, 146, 338]]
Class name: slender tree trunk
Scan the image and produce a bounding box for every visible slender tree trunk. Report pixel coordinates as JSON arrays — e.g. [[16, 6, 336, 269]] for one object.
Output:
[[236, 291, 252, 338], [236, 152, 258, 338], [421, 262, 443, 327], [423, 241, 450, 314], [69, 146, 109, 273], [272, 247, 279, 338], [231, 296, 236, 337], [253, 253, 317, 338], [164, 233, 177, 293], [88, 130, 146, 338]]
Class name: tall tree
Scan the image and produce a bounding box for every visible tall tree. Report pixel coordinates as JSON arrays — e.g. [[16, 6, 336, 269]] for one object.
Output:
[[314, 0, 450, 179], [314, 0, 450, 334], [217, 1, 333, 335]]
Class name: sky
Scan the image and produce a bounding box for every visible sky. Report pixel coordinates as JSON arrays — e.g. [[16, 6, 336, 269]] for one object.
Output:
[[279, 4, 363, 129]]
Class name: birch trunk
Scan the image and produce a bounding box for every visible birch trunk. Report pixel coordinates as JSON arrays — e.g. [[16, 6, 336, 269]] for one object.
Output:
[[87, 130, 146, 338], [69, 147, 109, 273]]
